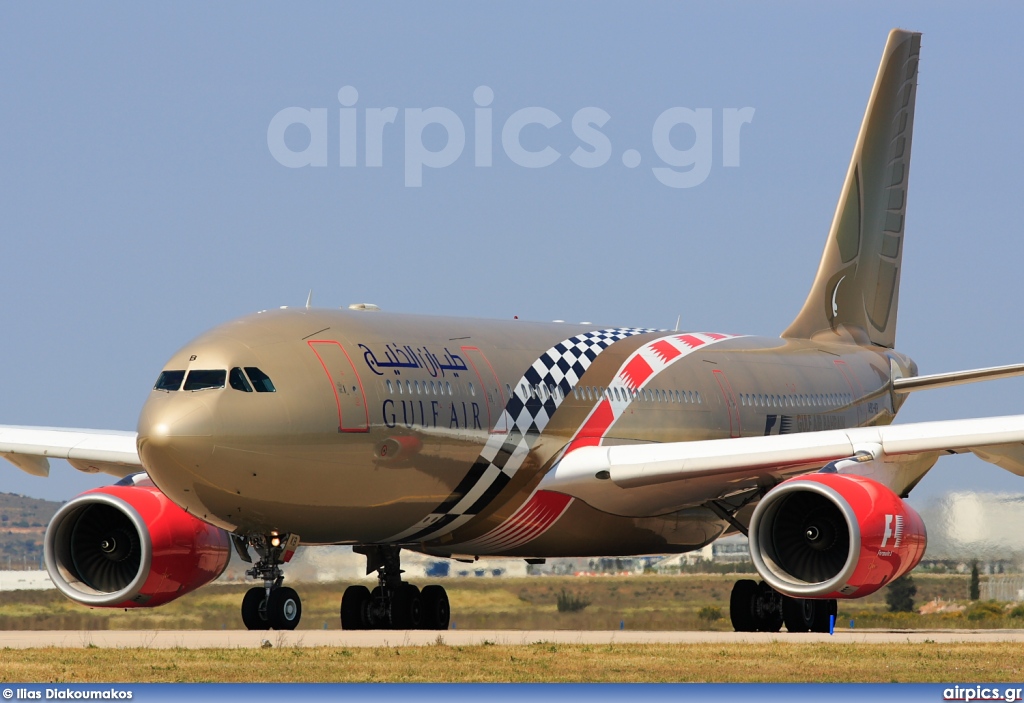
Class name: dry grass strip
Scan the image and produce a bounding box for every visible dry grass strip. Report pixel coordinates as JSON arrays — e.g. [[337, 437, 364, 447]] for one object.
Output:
[[1, 642, 1022, 683]]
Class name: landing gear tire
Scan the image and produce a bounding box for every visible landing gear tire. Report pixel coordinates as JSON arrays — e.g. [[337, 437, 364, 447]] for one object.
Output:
[[755, 581, 783, 632], [783, 596, 837, 633], [421, 585, 450, 630], [730, 579, 784, 632], [783, 596, 813, 633], [812, 599, 837, 633], [392, 583, 424, 629], [268, 586, 302, 630], [341, 585, 371, 630], [241, 587, 270, 631], [729, 579, 757, 632]]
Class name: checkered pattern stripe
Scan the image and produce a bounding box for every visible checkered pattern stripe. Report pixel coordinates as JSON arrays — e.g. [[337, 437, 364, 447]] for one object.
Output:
[[386, 327, 656, 543], [457, 331, 741, 553]]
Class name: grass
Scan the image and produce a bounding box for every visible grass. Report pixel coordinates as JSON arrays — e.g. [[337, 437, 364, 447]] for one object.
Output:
[[0, 643, 1021, 683], [0, 572, 1018, 630]]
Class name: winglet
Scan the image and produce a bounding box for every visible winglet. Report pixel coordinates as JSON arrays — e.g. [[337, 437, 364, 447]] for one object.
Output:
[[783, 29, 921, 348]]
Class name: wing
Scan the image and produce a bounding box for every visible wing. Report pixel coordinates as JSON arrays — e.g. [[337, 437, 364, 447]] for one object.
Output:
[[0, 425, 141, 478], [539, 415, 1024, 517]]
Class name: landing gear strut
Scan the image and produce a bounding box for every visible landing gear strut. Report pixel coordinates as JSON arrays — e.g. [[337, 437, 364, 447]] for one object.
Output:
[[729, 579, 836, 633], [238, 534, 302, 631], [340, 546, 449, 630]]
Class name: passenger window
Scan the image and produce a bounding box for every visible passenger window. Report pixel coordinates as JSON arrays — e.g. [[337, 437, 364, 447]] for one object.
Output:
[[154, 370, 185, 392], [184, 369, 226, 391], [387, 380, 394, 394], [229, 368, 253, 392], [244, 367, 276, 393], [445, 381, 452, 396]]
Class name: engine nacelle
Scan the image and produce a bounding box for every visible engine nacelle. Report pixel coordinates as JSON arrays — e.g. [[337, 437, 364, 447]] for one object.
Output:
[[748, 473, 926, 599], [44, 477, 231, 608]]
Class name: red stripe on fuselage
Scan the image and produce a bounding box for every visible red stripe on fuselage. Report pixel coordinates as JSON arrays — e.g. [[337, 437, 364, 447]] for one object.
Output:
[[675, 334, 706, 348], [619, 355, 654, 391], [650, 339, 682, 363]]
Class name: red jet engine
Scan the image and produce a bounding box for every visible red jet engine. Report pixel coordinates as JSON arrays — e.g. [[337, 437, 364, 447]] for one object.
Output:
[[748, 473, 926, 599], [44, 476, 230, 608]]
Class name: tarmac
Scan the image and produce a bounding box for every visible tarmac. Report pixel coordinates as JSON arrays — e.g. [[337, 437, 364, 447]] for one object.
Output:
[[1, 629, 1023, 649]]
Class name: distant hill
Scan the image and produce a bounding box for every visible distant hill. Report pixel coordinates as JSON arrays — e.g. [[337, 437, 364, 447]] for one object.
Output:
[[0, 492, 62, 569]]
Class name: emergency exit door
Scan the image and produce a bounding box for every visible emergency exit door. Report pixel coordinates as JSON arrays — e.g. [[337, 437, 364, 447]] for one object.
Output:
[[308, 340, 369, 432], [712, 369, 742, 438], [460, 346, 508, 433]]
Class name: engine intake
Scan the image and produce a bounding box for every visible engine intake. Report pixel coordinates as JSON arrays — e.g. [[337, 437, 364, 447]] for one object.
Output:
[[45, 478, 230, 608], [749, 473, 926, 598]]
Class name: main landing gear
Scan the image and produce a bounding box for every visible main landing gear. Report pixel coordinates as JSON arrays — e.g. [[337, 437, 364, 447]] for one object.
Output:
[[729, 579, 837, 633], [238, 534, 302, 631], [234, 538, 448, 631], [340, 546, 450, 630]]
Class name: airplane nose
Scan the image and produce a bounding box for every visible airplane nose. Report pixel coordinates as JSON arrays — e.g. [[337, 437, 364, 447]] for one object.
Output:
[[136, 394, 215, 453]]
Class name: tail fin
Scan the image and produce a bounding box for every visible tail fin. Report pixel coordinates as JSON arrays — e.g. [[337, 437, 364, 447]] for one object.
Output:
[[783, 29, 921, 348]]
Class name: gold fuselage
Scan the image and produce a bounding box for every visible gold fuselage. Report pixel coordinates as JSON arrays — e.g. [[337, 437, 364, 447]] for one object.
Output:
[[136, 307, 915, 558]]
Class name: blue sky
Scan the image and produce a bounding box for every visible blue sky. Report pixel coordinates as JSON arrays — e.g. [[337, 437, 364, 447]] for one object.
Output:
[[2, 3, 1024, 512]]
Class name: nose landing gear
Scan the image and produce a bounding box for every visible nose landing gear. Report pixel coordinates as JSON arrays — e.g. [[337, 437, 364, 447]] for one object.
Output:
[[236, 533, 303, 631], [340, 546, 449, 630]]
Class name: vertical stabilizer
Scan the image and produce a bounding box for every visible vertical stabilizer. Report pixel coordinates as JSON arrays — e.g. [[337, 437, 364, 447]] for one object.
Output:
[[783, 29, 921, 348]]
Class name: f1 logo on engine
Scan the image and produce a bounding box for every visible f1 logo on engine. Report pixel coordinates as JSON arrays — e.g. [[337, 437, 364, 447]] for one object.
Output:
[[881, 513, 904, 549]]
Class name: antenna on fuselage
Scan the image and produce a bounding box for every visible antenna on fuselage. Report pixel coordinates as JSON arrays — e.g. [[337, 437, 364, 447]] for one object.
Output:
[[305, 290, 313, 309], [674, 315, 681, 332]]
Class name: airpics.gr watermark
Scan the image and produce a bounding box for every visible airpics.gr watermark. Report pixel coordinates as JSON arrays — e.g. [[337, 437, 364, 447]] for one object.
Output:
[[267, 86, 754, 188]]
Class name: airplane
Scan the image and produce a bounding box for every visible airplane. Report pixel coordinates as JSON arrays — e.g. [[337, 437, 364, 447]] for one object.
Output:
[[4, 28, 1024, 634]]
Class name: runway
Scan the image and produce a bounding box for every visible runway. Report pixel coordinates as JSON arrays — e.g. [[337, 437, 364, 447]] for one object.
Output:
[[2, 629, 1023, 649]]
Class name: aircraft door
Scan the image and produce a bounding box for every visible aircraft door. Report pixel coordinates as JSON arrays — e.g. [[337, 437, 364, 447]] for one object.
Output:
[[460, 346, 508, 433], [307, 340, 369, 433], [712, 369, 742, 438]]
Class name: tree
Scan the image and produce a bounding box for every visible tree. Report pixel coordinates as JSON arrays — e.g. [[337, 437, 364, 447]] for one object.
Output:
[[969, 561, 980, 600], [885, 574, 917, 613]]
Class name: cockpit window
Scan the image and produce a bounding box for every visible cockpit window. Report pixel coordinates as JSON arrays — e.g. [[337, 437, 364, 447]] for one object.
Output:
[[154, 370, 185, 391], [229, 367, 253, 392], [183, 369, 226, 391], [244, 367, 276, 393]]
